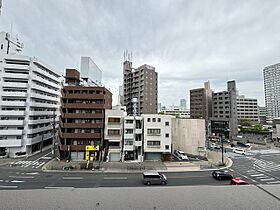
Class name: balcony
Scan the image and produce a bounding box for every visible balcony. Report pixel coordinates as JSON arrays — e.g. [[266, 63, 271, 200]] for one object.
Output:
[[61, 123, 103, 129], [29, 111, 59, 116], [28, 118, 58, 125], [135, 140, 142, 147], [30, 93, 59, 102], [3, 73, 29, 79], [26, 133, 53, 145], [62, 103, 105, 109], [0, 130, 23, 136], [1, 101, 26, 107], [32, 84, 59, 95], [2, 82, 28, 88], [0, 110, 25, 116], [27, 125, 53, 134], [60, 133, 101, 139], [29, 102, 58, 108], [32, 75, 60, 89], [135, 128, 142, 134], [61, 113, 104, 119], [33, 66, 60, 82], [0, 120, 24, 126], [124, 133, 134, 139], [108, 146, 121, 152], [123, 145, 134, 151], [1, 92, 27, 98], [62, 93, 105, 100], [124, 123, 134, 129], [0, 139, 23, 147]]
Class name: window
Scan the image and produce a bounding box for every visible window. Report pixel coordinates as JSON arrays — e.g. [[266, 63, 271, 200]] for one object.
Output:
[[125, 140, 133, 145], [165, 122, 169, 126], [1, 44, 3, 50], [147, 129, 161, 135], [147, 118, 151, 122], [165, 145, 169, 150], [165, 133, 169, 138], [157, 118, 161, 122], [125, 129, 133, 134], [108, 118, 120, 123], [108, 129, 120, 136], [126, 120, 133, 124], [147, 141, 160, 146], [152, 118, 156, 122]]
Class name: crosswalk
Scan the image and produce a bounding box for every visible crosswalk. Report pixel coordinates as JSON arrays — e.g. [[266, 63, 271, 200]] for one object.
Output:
[[10, 160, 46, 169]]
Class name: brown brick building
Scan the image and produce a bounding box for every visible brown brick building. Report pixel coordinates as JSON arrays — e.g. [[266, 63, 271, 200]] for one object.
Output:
[[59, 69, 112, 161]]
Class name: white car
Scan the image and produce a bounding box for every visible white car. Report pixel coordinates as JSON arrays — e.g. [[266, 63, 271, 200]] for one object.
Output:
[[233, 148, 246, 155], [174, 150, 189, 160]]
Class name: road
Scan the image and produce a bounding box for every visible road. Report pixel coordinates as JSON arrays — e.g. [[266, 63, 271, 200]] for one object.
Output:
[[0, 149, 280, 190]]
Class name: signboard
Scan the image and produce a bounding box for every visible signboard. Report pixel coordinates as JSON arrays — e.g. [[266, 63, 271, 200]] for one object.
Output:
[[86, 145, 99, 151]]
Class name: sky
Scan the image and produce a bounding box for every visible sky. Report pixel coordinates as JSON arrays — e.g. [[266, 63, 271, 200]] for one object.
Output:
[[1, 0, 280, 107]]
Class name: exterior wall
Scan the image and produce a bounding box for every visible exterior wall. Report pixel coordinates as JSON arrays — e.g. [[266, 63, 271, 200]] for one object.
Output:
[[258, 106, 267, 124], [80, 57, 102, 85], [171, 118, 206, 156], [211, 80, 238, 139], [142, 114, 174, 160], [104, 106, 126, 162], [59, 69, 112, 161], [237, 96, 259, 122], [123, 61, 158, 116], [0, 54, 61, 157], [263, 63, 280, 121]]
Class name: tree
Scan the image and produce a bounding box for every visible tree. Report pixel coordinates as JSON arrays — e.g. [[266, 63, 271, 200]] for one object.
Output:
[[240, 118, 252, 127]]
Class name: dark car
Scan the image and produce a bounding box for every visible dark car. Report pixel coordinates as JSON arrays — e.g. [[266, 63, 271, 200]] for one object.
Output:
[[212, 170, 233, 180]]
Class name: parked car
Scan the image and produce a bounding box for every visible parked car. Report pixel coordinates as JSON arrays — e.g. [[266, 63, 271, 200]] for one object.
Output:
[[233, 148, 246, 155], [230, 177, 249, 185], [212, 170, 233, 180], [143, 171, 167, 185], [174, 150, 189, 160], [15, 151, 26, 156]]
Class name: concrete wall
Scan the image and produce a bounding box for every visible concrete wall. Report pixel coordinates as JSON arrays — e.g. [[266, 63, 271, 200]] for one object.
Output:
[[171, 118, 206, 156]]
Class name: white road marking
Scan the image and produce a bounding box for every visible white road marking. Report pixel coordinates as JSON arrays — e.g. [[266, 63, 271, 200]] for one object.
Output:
[[267, 181, 280, 184], [44, 186, 75, 189], [62, 177, 84, 180], [26, 172, 39, 175], [251, 174, 264, 177], [0, 180, 3, 182], [11, 180, 25, 183], [103, 177, 128, 180], [260, 178, 275, 181], [9, 176, 34, 179], [0, 185, 18, 188]]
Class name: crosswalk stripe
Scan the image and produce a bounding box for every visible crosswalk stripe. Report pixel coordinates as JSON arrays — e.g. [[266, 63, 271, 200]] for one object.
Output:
[[260, 178, 275, 181], [250, 174, 264, 177]]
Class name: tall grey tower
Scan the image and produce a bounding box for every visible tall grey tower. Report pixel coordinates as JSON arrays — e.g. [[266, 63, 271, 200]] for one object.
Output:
[[263, 63, 280, 122], [122, 54, 158, 115]]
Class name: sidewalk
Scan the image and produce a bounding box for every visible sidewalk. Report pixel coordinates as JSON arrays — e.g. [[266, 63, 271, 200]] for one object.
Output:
[[42, 157, 230, 173]]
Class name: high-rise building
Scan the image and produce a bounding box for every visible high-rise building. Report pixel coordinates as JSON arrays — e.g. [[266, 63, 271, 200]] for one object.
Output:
[[211, 80, 238, 139], [80, 56, 102, 85], [0, 32, 23, 55], [258, 106, 267, 124], [263, 63, 280, 121], [180, 99, 187, 109], [190, 81, 212, 121], [0, 54, 61, 157], [59, 69, 112, 161], [237, 95, 259, 123], [123, 59, 158, 116]]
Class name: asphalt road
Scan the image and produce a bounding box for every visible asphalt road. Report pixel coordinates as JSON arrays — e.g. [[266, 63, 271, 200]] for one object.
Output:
[[0, 149, 280, 190]]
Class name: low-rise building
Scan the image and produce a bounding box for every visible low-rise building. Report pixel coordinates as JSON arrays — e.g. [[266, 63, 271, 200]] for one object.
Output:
[[142, 114, 174, 161], [160, 106, 190, 118], [104, 105, 126, 162]]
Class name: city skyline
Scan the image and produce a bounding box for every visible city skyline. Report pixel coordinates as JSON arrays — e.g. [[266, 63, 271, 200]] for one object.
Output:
[[1, 0, 280, 106]]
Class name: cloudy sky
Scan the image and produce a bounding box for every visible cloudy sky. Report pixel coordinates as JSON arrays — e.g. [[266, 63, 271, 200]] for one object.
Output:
[[1, 0, 280, 107]]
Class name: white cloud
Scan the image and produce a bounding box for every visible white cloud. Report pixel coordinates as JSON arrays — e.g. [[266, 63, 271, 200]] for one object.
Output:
[[1, 0, 280, 106]]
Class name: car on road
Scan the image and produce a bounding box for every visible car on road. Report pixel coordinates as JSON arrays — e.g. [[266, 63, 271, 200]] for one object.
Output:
[[143, 171, 167, 185], [230, 177, 249, 185], [174, 150, 189, 160], [212, 170, 233, 180], [233, 148, 246, 155]]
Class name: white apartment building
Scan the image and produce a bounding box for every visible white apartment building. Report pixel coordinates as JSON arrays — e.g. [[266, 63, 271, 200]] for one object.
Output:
[[160, 106, 190, 119], [123, 115, 143, 162], [264, 63, 280, 121], [104, 105, 126, 162], [0, 54, 61, 157], [237, 95, 259, 123], [142, 114, 174, 161]]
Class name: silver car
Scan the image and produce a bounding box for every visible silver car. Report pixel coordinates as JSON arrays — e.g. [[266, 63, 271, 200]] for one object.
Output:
[[143, 171, 167, 185]]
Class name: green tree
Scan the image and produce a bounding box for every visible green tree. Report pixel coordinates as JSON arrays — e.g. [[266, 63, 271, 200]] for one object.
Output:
[[240, 118, 252, 127]]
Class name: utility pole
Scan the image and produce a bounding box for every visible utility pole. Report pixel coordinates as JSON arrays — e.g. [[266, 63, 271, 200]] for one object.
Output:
[[51, 109, 56, 158], [221, 135, 224, 165], [40, 133, 44, 153]]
